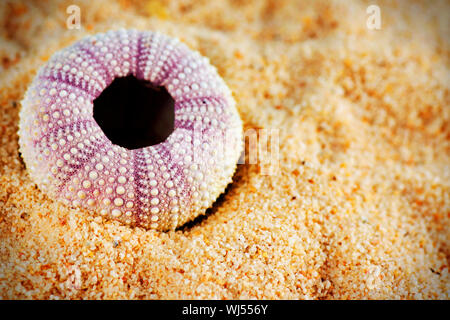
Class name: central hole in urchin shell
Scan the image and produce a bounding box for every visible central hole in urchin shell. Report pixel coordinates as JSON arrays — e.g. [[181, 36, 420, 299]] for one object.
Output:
[[93, 75, 175, 150]]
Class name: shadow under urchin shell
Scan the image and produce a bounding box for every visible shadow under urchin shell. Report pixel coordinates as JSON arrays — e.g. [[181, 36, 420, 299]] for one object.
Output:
[[176, 161, 252, 232]]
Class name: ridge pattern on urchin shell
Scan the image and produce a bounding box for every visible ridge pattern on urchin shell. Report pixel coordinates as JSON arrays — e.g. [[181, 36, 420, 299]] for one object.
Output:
[[18, 29, 243, 231]]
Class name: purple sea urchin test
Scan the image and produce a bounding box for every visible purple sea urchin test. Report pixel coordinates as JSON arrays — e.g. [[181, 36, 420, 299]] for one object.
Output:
[[18, 29, 243, 231]]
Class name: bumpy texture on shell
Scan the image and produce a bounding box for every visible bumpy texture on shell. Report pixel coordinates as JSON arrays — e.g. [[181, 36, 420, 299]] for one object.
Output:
[[18, 29, 243, 231]]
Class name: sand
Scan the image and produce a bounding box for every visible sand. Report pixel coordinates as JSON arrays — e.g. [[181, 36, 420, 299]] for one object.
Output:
[[0, 0, 449, 299]]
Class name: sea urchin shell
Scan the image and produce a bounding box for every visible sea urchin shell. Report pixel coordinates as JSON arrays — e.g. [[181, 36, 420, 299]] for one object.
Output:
[[18, 29, 243, 231]]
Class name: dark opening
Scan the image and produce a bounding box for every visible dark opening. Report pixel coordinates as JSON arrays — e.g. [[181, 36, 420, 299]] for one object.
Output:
[[93, 75, 175, 150]]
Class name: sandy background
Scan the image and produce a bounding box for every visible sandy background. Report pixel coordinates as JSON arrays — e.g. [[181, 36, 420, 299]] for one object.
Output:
[[0, 0, 449, 299]]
